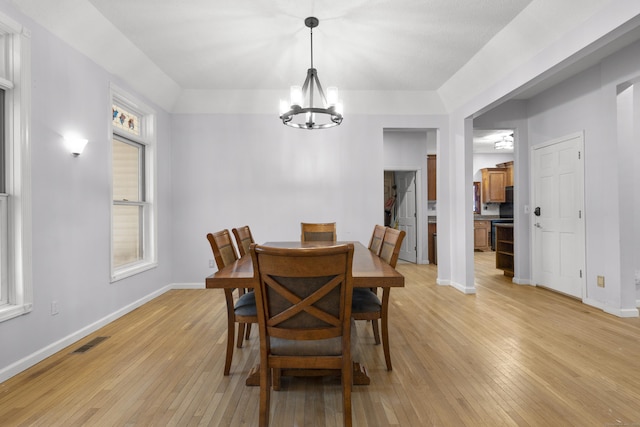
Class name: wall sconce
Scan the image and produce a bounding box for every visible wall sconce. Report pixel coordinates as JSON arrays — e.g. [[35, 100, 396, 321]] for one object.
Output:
[[64, 135, 88, 157]]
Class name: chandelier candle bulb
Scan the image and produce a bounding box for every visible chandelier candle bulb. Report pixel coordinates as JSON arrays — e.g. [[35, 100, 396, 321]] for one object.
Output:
[[290, 86, 303, 107], [279, 100, 289, 115], [326, 87, 338, 106]]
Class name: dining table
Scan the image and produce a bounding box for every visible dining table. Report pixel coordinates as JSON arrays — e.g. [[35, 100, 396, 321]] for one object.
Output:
[[205, 240, 405, 386]]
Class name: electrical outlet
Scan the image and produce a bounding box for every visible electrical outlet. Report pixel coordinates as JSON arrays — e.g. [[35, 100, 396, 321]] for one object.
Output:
[[209, 259, 215, 268], [597, 275, 605, 288], [51, 301, 59, 316]]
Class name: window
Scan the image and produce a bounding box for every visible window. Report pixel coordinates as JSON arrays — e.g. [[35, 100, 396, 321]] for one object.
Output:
[[0, 12, 32, 323], [110, 87, 156, 281]]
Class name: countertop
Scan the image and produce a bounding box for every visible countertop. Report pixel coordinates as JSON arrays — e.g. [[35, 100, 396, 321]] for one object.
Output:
[[474, 215, 501, 220]]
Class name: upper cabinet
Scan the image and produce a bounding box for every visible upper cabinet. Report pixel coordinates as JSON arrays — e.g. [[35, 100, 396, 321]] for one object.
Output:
[[427, 155, 436, 201], [496, 161, 514, 186], [481, 167, 508, 203]]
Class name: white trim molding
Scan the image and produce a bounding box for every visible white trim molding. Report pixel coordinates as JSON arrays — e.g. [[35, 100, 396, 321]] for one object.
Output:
[[0, 11, 32, 323]]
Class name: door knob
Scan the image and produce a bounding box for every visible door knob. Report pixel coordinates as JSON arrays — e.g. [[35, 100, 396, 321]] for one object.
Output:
[[534, 207, 541, 216]]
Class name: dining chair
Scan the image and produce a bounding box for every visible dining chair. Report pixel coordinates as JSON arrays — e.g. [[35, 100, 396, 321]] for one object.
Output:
[[300, 222, 336, 242], [232, 225, 255, 257], [206, 229, 257, 376], [352, 227, 405, 371], [368, 224, 386, 255], [250, 243, 355, 427]]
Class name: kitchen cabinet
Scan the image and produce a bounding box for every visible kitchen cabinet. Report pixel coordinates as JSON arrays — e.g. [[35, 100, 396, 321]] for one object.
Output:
[[481, 168, 507, 203], [427, 155, 436, 201], [495, 224, 514, 277], [474, 220, 491, 252], [496, 161, 514, 186]]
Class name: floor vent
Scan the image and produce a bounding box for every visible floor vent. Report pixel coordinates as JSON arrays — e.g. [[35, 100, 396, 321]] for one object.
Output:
[[73, 336, 109, 354]]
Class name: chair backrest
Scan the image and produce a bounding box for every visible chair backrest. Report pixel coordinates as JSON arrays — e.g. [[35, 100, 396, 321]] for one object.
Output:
[[206, 229, 239, 270], [379, 228, 406, 268], [300, 222, 337, 242], [250, 243, 354, 342], [232, 225, 255, 257], [368, 225, 386, 255]]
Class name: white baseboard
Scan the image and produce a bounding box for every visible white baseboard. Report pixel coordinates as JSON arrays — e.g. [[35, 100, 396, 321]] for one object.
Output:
[[436, 278, 449, 286], [512, 277, 532, 285], [603, 306, 639, 318], [0, 282, 204, 383], [451, 281, 477, 294], [583, 297, 640, 318], [172, 282, 205, 289]]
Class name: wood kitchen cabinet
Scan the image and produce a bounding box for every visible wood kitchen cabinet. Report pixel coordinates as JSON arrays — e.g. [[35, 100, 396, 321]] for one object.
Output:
[[474, 220, 491, 252], [481, 168, 508, 203], [496, 161, 514, 186], [495, 224, 514, 277], [427, 155, 436, 201]]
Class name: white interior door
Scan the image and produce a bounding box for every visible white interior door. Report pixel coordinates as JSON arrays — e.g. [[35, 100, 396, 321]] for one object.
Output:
[[395, 171, 417, 263], [532, 133, 585, 298]]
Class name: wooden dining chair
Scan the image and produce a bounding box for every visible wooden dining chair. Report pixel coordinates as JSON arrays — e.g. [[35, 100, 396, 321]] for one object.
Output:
[[352, 227, 405, 371], [368, 224, 386, 255], [300, 222, 336, 242], [250, 243, 355, 427], [232, 225, 255, 257], [206, 229, 257, 376]]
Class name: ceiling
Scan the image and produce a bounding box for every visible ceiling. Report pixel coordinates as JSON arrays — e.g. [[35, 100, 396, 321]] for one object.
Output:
[[81, 0, 533, 92], [7, 0, 640, 116]]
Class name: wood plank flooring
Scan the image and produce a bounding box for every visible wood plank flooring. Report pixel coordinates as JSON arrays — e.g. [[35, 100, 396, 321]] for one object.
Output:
[[1, 251, 640, 426]]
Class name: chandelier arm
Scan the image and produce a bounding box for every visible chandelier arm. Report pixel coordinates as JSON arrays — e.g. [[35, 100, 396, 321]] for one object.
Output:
[[312, 72, 328, 106], [300, 70, 313, 102], [308, 70, 315, 119]]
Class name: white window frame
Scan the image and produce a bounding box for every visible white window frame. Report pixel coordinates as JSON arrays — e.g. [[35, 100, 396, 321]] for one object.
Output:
[[110, 85, 157, 282], [0, 12, 32, 323]]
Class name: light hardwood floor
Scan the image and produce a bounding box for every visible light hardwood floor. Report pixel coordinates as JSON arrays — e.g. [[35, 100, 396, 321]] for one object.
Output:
[[1, 252, 640, 426]]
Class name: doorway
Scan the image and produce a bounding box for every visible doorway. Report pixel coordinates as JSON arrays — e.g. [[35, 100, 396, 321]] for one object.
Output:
[[395, 171, 418, 263], [384, 170, 417, 263], [472, 128, 516, 276]]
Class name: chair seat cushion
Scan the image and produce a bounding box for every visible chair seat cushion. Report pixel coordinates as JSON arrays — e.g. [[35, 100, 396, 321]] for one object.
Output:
[[234, 291, 257, 317], [270, 320, 358, 357], [351, 288, 382, 313]]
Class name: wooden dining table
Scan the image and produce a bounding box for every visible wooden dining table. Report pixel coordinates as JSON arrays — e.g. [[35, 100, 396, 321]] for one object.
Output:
[[205, 241, 405, 385]]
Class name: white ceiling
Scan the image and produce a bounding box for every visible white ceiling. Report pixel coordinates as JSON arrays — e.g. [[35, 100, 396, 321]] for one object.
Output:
[[8, 0, 638, 114], [85, 0, 533, 92]]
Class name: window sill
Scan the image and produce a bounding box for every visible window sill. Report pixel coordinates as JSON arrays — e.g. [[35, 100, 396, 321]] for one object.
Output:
[[111, 261, 157, 283], [0, 302, 33, 323]]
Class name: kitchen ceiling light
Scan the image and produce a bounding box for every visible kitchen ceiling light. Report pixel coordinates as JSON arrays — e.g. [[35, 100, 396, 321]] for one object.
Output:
[[279, 17, 343, 130], [494, 135, 514, 150]]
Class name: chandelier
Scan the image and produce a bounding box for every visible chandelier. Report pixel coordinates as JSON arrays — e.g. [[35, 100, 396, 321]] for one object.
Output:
[[279, 17, 343, 129]]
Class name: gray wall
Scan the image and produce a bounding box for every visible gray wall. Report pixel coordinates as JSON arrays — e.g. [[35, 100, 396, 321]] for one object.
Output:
[[0, 3, 174, 378], [170, 114, 447, 284]]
